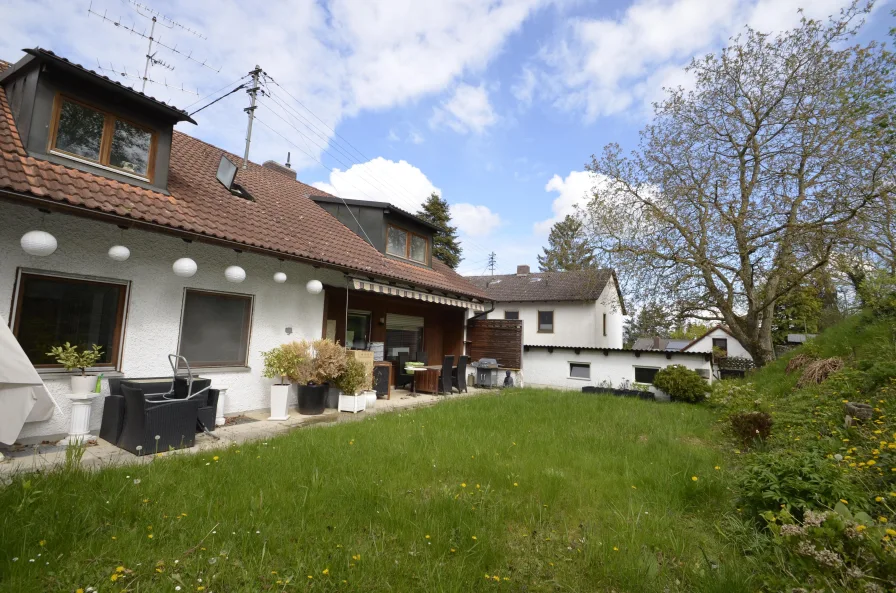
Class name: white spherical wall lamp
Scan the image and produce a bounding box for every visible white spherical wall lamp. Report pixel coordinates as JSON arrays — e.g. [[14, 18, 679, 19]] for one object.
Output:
[[20, 230, 58, 257], [225, 265, 246, 283], [173, 257, 198, 278], [306, 279, 323, 295], [108, 245, 131, 261], [273, 272, 287, 283]]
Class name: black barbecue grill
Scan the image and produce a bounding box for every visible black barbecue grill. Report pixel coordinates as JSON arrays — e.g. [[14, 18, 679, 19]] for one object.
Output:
[[472, 358, 500, 388]]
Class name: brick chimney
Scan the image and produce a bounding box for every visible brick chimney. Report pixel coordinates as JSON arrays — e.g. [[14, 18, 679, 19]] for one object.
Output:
[[653, 336, 661, 349], [516, 265, 530, 276]]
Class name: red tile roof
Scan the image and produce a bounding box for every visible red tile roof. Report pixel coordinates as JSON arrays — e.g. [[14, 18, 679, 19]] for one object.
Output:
[[0, 81, 487, 300]]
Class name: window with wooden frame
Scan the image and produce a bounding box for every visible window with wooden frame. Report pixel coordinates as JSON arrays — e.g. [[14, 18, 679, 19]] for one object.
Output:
[[386, 224, 429, 264], [177, 289, 254, 367], [537, 310, 554, 333], [12, 270, 129, 370], [48, 94, 157, 180]]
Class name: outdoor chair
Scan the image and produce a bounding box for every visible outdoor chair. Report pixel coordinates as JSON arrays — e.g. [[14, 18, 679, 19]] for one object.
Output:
[[452, 355, 469, 393], [415, 351, 428, 365], [396, 352, 413, 388], [101, 377, 219, 446], [438, 355, 454, 395], [117, 384, 200, 455]]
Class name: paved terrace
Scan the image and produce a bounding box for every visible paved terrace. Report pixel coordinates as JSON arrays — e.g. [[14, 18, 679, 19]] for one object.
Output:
[[0, 388, 491, 477]]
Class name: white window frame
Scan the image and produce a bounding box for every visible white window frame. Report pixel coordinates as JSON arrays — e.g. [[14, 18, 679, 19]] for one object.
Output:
[[569, 361, 591, 380], [633, 365, 661, 385]]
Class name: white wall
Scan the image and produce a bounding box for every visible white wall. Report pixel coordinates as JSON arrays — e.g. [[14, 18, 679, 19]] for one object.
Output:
[[484, 281, 623, 349], [684, 327, 753, 360], [522, 347, 713, 391], [1, 201, 344, 442]]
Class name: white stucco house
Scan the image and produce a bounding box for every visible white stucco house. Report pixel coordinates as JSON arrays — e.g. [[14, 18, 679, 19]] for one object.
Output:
[[467, 266, 714, 390], [0, 50, 490, 445]]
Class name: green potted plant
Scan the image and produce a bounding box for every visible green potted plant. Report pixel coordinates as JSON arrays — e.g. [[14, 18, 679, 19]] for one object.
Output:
[[46, 342, 103, 394], [312, 338, 347, 411], [261, 345, 303, 420], [335, 356, 369, 413]]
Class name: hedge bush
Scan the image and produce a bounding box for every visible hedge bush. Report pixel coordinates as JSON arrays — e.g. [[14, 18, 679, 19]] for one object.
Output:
[[652, 364, 710, 403]]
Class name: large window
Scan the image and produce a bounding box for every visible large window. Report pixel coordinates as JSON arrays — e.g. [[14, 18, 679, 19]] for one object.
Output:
[[178, 290, 253, 367], [569, 362, 590, 379], [712, 337, 728, 356], [504, 311, 519, 320], [12, 271, 128, 369], [538, 310, 554, 333], [634, 367, 659, 384], [386, 225, 428, 264], [50, 95, 155, 179]]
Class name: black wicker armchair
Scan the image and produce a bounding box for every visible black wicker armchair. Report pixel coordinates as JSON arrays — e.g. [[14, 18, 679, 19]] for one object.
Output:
[[438, 355, 454, 395], [452, 355, 469, 393], [117, 384, 200, 455]]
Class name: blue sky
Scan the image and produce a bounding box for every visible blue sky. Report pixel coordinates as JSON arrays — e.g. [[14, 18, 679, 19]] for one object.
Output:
[[3, 0, 892, 275]]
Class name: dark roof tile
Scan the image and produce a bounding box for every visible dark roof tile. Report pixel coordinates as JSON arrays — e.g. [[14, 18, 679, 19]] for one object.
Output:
[[468, 269, 622, 309]]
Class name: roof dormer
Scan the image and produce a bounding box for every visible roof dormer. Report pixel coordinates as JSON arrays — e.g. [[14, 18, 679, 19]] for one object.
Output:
[[0, 48, 195, 192], [308, 194, 442, 268]]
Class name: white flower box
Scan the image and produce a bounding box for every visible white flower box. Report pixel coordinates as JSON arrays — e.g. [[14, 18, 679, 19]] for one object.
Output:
[[338, 393, 366, 413]]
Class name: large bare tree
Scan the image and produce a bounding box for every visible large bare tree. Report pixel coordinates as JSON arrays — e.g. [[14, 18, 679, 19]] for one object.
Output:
[[585, 3, 895, 365]]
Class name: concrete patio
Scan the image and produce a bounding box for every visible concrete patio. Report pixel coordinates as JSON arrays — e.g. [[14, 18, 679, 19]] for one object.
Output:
[[0, 387, 492, 477]]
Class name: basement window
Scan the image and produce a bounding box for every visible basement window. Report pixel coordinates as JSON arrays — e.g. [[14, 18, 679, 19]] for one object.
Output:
[[50, 94, 155, 179], [634, 367, 659, 384], [569, 362, 590, 380]]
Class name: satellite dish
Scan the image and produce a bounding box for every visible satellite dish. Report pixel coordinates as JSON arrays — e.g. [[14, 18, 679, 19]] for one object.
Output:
[[216, 155, 237, 190]]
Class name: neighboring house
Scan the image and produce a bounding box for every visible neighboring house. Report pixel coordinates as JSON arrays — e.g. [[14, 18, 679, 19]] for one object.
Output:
[[634, 326, 754, 361], [0, 49, 489, 443], [468, 266, 713, 390], [467, 265, 625, 349]]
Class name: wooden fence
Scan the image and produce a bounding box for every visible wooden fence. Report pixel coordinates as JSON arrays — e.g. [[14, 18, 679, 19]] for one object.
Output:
[[466, 318, 523, 369]]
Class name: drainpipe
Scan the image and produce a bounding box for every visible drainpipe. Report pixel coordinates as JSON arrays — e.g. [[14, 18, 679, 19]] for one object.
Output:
[[469, 301, 495, 322]]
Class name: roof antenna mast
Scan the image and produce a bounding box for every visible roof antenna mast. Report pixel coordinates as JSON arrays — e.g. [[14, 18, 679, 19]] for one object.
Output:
[[488, 252, 497, 276], [242, 65, 262, 169]]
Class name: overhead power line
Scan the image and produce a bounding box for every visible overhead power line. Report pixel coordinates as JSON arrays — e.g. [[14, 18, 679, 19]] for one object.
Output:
[[189, 82, 246, 116]]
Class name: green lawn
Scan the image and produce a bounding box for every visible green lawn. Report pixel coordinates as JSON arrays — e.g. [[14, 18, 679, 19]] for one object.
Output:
[[0, 389, 751, 592]]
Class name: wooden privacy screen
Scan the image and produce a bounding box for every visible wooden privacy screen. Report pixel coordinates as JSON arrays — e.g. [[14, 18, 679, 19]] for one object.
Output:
[[466, 319, 523, 369]]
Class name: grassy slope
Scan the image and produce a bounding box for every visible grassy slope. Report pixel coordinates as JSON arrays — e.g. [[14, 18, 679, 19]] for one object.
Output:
[[0, 390, 750, 593]]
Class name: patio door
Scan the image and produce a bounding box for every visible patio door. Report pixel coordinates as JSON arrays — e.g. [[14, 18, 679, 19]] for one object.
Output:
[[346, 310, 371, 350], [385, 314, 424, 359]]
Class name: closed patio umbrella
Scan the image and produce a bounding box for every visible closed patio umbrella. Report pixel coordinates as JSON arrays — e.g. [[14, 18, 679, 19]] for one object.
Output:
[[0, 318, 60, 445]]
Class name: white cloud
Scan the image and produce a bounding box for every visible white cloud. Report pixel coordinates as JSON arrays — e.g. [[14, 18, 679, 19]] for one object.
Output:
[[532, 0, 857, 120], [511, 66, 537, 108], [534, 170, 595, 235], [312, 157, 439, 211], [451, 203, 503, 237], [430, 83, 497, 134], [0, 0, 546, 168]]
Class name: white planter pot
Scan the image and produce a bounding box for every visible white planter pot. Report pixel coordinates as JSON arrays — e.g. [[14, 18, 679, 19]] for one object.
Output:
[[338, 392, 366, 413], [362, 389, 378, 409], [269, 384, 291, 420], [215, 386, 229, 427], [59, 393, 99, 446], [70, 375, 96, 395]]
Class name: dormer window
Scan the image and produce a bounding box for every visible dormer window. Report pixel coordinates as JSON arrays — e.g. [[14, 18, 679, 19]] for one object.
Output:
[[50, 95, 155, 179], [387, 224, 428, 264]]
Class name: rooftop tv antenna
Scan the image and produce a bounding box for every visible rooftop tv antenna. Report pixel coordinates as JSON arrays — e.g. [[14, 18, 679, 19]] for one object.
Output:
[[94, 60, 199, 96], [87, 1, 220, 93], [488, 252, 497, 276]]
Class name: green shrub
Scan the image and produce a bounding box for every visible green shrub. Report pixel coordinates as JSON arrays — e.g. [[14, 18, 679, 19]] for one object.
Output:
[[335, 356, 371, 395], [261, 346, 303, 384], [736, 451, 865, 520], [652, 365, 710, 403], [46, 342, 103, 376]]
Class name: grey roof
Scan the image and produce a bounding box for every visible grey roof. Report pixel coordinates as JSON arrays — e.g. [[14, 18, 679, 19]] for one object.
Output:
[[787, 333, 817, 343], [523, 344, 712, 357], [631, 337, 691, 351], [308, 194, 444, 232], [467, 269, 623, 310]]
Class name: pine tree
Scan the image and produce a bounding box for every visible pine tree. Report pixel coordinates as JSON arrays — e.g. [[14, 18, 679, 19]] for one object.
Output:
[[417, 193, 462, 269], [537, 215, 595, 272]]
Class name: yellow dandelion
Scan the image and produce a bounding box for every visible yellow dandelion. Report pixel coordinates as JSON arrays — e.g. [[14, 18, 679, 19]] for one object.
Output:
[[461, 483, 467, 488], [714, 466, 720, 471], [77, 589, 84, 593], [212, 456, 219, 461], [613, 546, 619, 551], [38, 540, 46, 546], [472, 535, 478, 540], [425, 535, 430, 539], [110, 574, 120, 582], [879, 516, 888, 523], [877, 496, 884, 502], [840, 499, 849, 504], [322, 568, 330, 575], [856, 525, 867, 532], [513, 482, 519, 487], [887, 529, 896, 536], [691, 476, 698, 482], [147, 534, 153, 539], [116, 566, 125, 573]]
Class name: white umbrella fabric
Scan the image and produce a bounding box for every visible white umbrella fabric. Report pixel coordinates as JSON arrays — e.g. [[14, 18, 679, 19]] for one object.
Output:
[[0, 318, 61, 445]]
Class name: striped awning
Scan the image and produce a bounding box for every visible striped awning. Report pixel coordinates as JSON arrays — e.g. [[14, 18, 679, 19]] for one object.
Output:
[[351, 279, 487, 311]]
